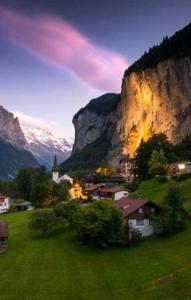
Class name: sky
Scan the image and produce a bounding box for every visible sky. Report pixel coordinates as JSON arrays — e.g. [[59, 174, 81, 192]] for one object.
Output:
[[0, 0, 191, 138]]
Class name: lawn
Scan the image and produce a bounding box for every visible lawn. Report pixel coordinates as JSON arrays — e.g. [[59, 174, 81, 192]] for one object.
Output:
[[132, 178, 191, 212], [1, 211, 191, 299]]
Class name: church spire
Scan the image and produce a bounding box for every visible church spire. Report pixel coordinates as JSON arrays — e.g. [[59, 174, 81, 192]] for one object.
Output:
[[52, 154, 59, 172]]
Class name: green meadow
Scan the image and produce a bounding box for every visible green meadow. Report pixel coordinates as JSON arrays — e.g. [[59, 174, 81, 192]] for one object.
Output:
[[1, 203, 191, 300]]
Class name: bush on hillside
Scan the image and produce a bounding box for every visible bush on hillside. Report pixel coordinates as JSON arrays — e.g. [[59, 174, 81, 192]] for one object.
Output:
[[29, 209, 57, 236], [154, 184, 188, 235]]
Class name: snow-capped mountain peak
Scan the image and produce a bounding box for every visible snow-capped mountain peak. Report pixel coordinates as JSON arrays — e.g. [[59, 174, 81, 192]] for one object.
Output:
[[21, 126, 73, 169]]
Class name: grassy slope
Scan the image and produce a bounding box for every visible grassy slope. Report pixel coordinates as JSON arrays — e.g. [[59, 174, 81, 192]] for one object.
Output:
[[132, 178, 191, 212], [1, 211, 191, 299]]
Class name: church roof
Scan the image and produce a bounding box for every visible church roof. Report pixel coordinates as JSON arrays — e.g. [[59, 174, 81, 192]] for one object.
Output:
[[52, 154, 59, 172]]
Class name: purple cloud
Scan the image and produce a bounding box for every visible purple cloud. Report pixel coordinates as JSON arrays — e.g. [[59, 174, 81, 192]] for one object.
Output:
[[0, 7, 128, 91]]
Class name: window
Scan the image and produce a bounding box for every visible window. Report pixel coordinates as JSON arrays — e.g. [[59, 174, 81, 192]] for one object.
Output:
[[151, 207, 156, 213], [149, 219, 153, 225], [136, 219, 144, 226], [129, 221, 133, 228], [139, 208, 143, 213]]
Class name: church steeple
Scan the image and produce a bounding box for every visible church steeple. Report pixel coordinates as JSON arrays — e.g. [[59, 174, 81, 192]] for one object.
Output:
[[52, 154, 59, 172]]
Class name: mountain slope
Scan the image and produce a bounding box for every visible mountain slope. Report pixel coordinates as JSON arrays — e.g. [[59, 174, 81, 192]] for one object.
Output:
[[0, 106, 38, 180], [0, 138, 38, 180], [22, 127, 73, 169], [61, 93, 121, 172]]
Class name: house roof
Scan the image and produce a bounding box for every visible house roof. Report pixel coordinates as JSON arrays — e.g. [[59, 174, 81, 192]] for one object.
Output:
[[99, 186, 128, 194], [85, 184, 101, 192], [0, 221, 8, 237], [0, 194, 7, 203], [114, 198, 149, 217]]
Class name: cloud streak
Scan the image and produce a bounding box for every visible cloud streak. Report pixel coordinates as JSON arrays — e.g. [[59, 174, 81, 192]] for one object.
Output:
[[14, 111, 56, 133], [0, 7, 128, 91]]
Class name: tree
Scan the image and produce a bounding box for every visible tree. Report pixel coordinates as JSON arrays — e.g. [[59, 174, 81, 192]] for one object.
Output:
[[154, 185, 188, 235], [149, 149, 168, 177], [53, 201, 80, 228], [31, 181, 52, 208], [75, 200, 123, 248], [52, 181, 70, 203], [29, 209, 57, 236], [135, 134, 175, 179]]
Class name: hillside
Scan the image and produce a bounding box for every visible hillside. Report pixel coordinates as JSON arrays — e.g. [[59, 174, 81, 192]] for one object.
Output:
[[0, 139, 38, 181], [132, 178, 191, 212], [1, 211, 191, 299], [60, 132, 110, 174]]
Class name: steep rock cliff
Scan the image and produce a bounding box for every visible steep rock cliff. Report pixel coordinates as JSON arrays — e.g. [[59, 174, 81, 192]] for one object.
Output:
[[120, 56, 191, 157], [0, 106, 38, 180], [60, 93, 121, 172], [72, 93, 120, 153], [0, 106, 26, 147]]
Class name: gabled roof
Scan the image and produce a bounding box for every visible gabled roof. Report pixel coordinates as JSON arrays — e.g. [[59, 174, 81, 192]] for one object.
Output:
[[99, 186, 128, 194], [114, 198, 149, 217]]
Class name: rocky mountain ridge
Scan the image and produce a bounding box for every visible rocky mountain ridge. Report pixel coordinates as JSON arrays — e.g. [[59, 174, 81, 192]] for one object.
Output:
[[0, 106, 26, 147], [62, 22, 191, 171], [23, 126, 73, 169]]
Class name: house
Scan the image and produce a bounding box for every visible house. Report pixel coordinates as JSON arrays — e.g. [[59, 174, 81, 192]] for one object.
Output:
[[52, 155, 73, 185], [13, 201, 33, 212], [0, 194, 12, 214], [170, 161, 191, 175], [120, 156, 136, 182], [114, 198, 158, 237], [85, 184, 105, 200], [0, 221, 8, 252], [98, 186, 129, 201]]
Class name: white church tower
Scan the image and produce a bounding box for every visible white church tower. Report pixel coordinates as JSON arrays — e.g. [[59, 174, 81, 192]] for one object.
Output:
[[52, 154, 59, 183]]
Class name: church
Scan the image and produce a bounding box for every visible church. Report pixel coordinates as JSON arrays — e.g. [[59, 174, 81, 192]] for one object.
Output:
[[52, 155, 73, 185]]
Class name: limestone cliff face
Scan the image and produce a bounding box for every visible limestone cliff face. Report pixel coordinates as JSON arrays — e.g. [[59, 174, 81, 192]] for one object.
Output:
[[72, 93, 120, 154], [0, 106, 26, 147], [120, 56, 191, 157]]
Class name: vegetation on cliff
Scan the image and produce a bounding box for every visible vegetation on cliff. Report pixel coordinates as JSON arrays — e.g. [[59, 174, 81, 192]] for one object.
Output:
[[60, 132, 111, 174], [74, 93, 120, 119], [125, 22, 191, 75], [0, 138, 38, 181]]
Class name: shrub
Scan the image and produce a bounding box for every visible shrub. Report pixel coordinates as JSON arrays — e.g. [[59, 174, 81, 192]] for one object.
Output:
[[75, 200, 123, 248], [53, 201, 80, 228], [154, 184, 188, 235], [29, 209, 57, 236]]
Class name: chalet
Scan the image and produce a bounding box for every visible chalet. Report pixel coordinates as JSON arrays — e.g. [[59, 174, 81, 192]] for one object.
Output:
[[0, 221, 8, 252], [0, 194, 12, 214], [115, 198, 159, 237], [85, 184, 104, 200], [99, 186, 129, 201], [170, 161, 191, 175]]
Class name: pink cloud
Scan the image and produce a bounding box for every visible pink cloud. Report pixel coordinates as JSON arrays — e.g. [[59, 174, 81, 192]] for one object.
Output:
[[0, 7, 128, 91]]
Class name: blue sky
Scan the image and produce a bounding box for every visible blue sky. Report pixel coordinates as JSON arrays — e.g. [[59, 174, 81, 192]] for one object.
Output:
[[0, 0, 191, 138]]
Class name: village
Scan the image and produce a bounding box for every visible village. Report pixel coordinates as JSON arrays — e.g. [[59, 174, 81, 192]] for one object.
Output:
[[1, 151, 191, 253]]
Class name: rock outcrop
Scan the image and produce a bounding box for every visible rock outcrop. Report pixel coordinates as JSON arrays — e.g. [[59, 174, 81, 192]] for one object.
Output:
[[0, 106, 38, 180], [120, 56, 191, 157], [72, 93, 120, 154], [0, 106, 26, 147]]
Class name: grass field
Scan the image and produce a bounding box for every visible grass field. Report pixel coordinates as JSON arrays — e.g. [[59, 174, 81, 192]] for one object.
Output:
[[1, 209, 191, 300], [132, 178, 191, 212]]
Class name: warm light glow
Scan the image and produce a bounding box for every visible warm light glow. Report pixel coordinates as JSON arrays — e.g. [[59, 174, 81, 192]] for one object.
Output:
[[178, 163, 186, 170], [69, 183, 87, 200]]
